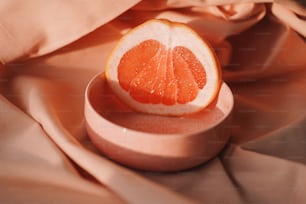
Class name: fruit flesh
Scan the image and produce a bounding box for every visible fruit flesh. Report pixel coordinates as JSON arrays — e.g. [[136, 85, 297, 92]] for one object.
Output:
[[118, 39, 207, 105]]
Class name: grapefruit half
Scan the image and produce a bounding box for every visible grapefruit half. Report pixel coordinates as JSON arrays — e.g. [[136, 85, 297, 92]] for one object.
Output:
[[105, 19, 221, 116]]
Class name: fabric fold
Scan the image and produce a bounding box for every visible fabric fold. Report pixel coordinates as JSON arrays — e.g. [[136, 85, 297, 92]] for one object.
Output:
[[272, 3, 306, 37], [0, 0, 141, 64], [222, 145, 306, 204], [0, 95, 123, 204], [1, 0, 306, 203]]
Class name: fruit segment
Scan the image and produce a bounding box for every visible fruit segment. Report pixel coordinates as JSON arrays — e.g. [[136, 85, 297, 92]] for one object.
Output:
[[118, 39, 207, 105]]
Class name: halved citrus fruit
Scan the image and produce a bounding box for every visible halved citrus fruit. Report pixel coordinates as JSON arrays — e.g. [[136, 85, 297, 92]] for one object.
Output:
[[105, 19, 222, 116]]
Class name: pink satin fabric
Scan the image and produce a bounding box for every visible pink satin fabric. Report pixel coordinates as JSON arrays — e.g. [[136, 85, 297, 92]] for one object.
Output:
[[1, 0, 306, 203]]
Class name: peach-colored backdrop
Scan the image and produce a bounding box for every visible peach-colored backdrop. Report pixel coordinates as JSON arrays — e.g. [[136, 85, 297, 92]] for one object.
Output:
[[1, 0, 306, 203]]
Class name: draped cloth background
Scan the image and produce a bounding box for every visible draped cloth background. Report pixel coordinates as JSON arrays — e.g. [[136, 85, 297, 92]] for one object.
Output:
[[1, 0, 306, 203]]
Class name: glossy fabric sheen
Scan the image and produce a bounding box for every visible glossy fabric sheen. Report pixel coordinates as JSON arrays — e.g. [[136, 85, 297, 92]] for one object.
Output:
[[0, 0, 306, 203]]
